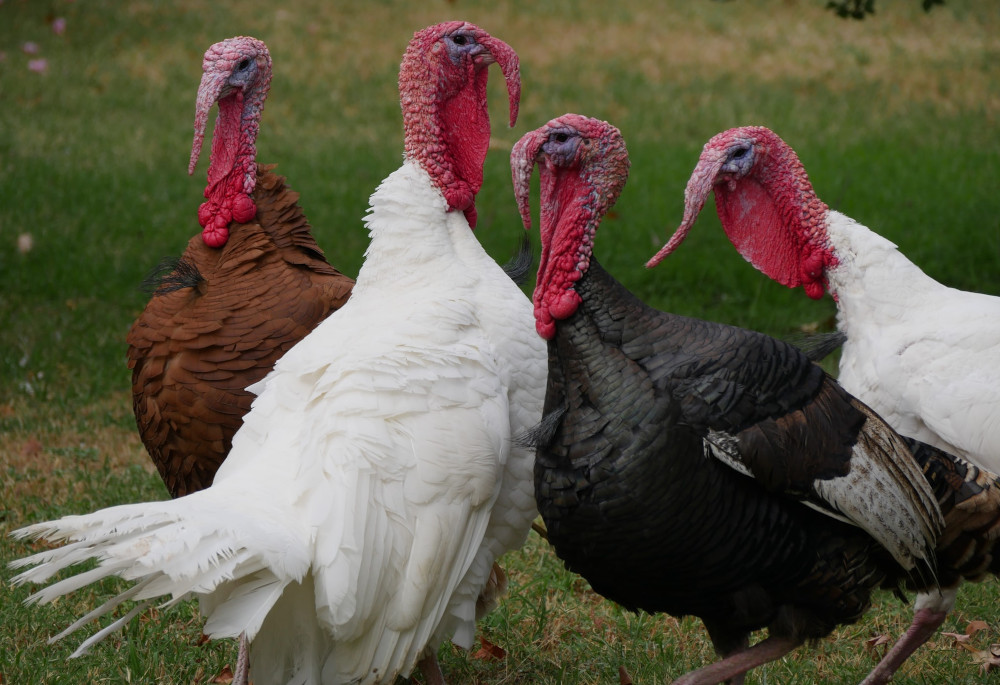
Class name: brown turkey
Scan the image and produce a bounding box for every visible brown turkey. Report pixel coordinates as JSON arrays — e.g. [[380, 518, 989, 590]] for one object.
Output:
[[124, 36, 353, 685], [127, 36, 353, 499], [512, 114, 1000, 685]]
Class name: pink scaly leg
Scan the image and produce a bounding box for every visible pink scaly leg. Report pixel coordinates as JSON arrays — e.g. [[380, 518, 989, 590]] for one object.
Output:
[[417, 651, 447, 685], [232, 632, 250, 685], [859, 592, 954, 685], [670, 635, 803, 685]]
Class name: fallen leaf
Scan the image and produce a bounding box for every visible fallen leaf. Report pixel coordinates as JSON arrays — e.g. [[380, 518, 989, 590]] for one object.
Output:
[[966, 620, 990, 637], [619, 665, 634, 685], [472, 635, 505, 661], [973, 644, 1000, 673], [210, 665, 234, 683], [17, 233, 33, 253], [196, 632, 211, 647], [20, 439, 42, 457], [865, 634, 891, 653], [942, 632, 978, 648]]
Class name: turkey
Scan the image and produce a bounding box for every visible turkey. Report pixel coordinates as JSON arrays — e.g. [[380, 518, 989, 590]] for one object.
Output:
[[125, 37, 355, 683], [127, 36, 353, 499], [649, 124, 1000, 683], [12, 21, 544, 685], [648, 125, 1000, 471], [511, 113, 956, 685]]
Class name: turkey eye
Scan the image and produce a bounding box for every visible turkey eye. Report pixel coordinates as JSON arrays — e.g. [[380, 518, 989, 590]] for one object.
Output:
[[452, 35, 469, 46], [731, 146, 749, 160], [237, 58, 251, 71], [554, 132, 569, 143]]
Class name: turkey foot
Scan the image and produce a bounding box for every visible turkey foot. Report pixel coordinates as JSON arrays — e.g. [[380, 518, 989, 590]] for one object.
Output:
[[670, 635, 803, 685], [860, 606, 948, 685], [232, 631, 250, 685], [417, 651, 447, 685]]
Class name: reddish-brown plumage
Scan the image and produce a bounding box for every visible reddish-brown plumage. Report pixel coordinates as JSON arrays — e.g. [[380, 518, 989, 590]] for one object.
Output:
[[128, 37, 353, 498], [128, 163, 352, 497]]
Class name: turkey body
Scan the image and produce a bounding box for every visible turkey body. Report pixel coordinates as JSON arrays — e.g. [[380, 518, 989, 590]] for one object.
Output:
[[824, 213, 1000, 467], [515, 115, 943, 684], [540, 260, 898, 639], [14, 23, 542, 685], [127, 36, 353, 498], [127, 163, 352, 497]]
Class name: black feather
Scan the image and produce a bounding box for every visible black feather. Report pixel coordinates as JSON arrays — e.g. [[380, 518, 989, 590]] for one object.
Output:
[[140, 257, 205, 295], [514, 407, 566, 451], [788, 330, 847, 363], [500, 234, 534, 286]]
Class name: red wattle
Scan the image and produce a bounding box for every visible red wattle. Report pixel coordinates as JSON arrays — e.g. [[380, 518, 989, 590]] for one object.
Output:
[[535, 313, 555, 340], [197, 201, 214, 228], [202, 224, 229, 248], [804, 282, 825, 300], [232, 194, 257, 224], [550, 290, 581, 320]]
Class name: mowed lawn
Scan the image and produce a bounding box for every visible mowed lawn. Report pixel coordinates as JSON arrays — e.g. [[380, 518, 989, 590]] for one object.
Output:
[[1, 1, 999, 683]]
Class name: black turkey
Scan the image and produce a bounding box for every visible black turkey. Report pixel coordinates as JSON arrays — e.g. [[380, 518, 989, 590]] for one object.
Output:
[[510, 113, 965, 685]]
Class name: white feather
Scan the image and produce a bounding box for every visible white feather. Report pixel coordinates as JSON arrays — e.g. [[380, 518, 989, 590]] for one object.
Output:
[[11, 160, 546, 685], [826, 210, 1000, 472]]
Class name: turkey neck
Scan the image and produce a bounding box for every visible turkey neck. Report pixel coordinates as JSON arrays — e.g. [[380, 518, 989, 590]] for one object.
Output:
[[538, 258, 708, 523], [206, 83, 264, 200], [823, 211, 944, 327], [196, 79, 266, 247]]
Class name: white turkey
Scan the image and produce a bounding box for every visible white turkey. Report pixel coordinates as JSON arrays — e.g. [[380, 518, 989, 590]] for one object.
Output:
[[650, 124, 1000, 683], [11, 21, 544, 685], [508, 112, 999, 685]]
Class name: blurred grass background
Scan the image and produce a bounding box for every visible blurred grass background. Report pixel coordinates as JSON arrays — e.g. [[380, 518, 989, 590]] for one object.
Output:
[[1, 0, 998, 683]]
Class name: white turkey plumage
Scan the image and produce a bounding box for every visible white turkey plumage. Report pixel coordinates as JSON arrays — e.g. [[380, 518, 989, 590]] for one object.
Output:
[[11, 21, 545, 685]]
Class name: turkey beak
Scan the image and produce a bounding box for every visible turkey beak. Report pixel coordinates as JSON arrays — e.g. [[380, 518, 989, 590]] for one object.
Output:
[[479, 35, 520, 128], [511, 129, 547, 231], [646, 148, 727, 268], [189, 69, 231, 176]]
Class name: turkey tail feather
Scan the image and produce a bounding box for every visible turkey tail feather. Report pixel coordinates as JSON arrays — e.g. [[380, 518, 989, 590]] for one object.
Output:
[[10, 494, 307, 651]]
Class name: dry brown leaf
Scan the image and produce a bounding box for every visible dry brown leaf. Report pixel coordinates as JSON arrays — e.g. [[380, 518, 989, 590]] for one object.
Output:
[[210, 665, 235, 683], [472, 635, 506, 661], [943, 620, 992, 649], [619, 665, 634, 685], [942, 632, 979, 649], [20, 439, 42, 457], [865, 634, 892, 653], [966, 620, 990, 637], [973, 644, 1000, 673], [196, 632, 211, 647]]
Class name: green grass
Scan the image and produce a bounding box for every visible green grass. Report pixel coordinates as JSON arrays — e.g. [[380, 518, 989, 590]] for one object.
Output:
[[2, 0, 999, 683]]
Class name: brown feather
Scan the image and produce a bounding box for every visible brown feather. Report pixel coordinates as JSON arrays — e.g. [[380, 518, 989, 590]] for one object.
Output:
[[127, 164, 353, 498]]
